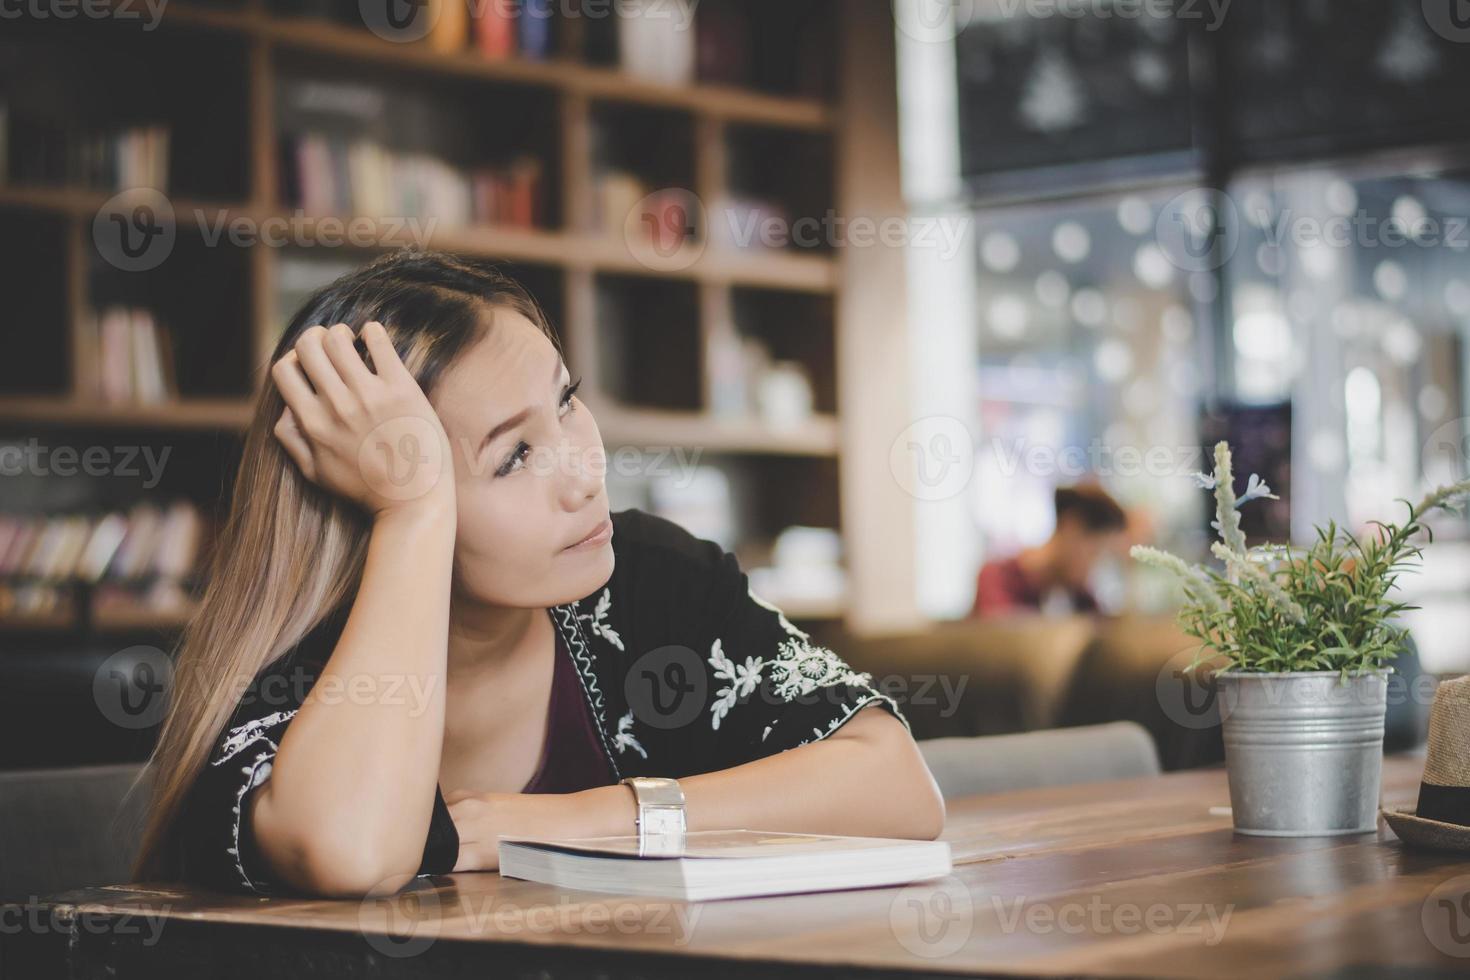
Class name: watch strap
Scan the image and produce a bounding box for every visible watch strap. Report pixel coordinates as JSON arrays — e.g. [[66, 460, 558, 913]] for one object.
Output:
[[620, 776, 687, 856]]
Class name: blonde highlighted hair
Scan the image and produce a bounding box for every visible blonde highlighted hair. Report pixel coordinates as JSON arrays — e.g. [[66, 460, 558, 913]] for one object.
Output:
[[129, 248, 558, 883]]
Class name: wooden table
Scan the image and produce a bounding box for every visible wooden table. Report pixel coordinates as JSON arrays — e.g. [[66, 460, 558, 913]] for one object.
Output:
[[8, 752, 1470, 979]]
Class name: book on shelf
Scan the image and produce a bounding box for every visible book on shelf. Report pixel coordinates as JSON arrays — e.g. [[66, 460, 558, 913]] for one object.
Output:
[[695, 2, 750, 87], [473, 0, 517, 58], [90, 306, 178, 406], [281, 130, 543, 230], [0, 503, 204, 622], [520, 0, 556, 60], [1, 111, 167, 191], [498, 828, 953, 902], [425, 0, 469, 54], [465, 0, 558, 59], [615, 0, 696, 86], [0, 503, 202, 586], [593, 170, 696, 250]]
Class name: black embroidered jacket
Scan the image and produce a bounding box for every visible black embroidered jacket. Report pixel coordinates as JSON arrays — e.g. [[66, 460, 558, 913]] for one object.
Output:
[[178, 507, 911, 895]]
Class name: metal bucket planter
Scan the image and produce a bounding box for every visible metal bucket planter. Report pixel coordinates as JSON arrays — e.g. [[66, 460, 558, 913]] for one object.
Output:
[[1216, 669, 1392, 836]]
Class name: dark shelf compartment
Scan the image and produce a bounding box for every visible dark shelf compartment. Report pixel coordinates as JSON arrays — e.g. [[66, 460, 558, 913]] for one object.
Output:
[[0, 19, 252, 204], [723, 124, 834, 254], [594, 273, 701, 410], [589, 101, 697, 236], [87, 237, 256, 400], [0, 209, 70, 397]]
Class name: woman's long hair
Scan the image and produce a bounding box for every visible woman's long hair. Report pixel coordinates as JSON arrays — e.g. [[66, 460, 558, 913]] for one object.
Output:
[[129, 248, 559, 883]]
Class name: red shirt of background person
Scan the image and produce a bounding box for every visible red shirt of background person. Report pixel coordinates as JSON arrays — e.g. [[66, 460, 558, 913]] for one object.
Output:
[[969, 483, 1129, 617]]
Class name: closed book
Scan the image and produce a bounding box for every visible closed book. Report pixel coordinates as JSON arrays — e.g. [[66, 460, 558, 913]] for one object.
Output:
[[133, 309, 168, 403], [520, 0, 554, 59], [474, 1, 517, 58], [99, 306, 133, 403], [498, 829, 952, 902], [696, 3, 748, 86], [425, 0, 469, 53]]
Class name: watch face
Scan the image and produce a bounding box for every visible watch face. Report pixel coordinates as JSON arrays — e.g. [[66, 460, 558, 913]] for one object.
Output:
[[642, 807, 687, 836]]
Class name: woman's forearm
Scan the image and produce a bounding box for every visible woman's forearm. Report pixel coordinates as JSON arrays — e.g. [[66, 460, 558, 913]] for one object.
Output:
[[678, 706, 945, 839], [252, 497, 457, 895], [490, 705, 945, 860]]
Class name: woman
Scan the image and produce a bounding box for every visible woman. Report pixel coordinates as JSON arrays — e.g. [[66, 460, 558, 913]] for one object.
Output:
[[131, 249, 945, 899]]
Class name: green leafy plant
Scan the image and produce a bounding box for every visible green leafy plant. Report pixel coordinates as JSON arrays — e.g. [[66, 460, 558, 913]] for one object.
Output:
[[1132, 441, 1470, 679]]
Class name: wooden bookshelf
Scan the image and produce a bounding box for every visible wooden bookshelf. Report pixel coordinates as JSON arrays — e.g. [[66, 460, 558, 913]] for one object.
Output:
[[1, 1, 919, 632], [150, 3, 835, 130]]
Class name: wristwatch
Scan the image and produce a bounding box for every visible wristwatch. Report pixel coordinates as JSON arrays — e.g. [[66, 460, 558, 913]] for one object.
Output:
[[620, 775, 687, 856]]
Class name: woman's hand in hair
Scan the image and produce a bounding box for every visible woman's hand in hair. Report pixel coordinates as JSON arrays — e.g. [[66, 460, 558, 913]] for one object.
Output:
[[271, 321, 455, 522]]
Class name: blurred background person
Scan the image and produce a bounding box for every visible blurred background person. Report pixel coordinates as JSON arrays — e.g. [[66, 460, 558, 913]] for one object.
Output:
[[969, 483, 1128, 617]]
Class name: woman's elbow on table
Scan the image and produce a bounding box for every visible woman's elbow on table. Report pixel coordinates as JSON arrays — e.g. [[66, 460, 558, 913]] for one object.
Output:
[[906, 756, 948, 841], [838, 705, 947, 840], [251, 789, 423, 899]]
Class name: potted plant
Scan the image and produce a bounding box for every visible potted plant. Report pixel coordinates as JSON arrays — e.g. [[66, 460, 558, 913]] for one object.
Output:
[[1133, 441, 1470, 836]]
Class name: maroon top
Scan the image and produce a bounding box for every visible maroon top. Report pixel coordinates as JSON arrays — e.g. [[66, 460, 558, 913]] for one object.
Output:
[[970, 554, 1099, 617], [519, 624, 618, 794]]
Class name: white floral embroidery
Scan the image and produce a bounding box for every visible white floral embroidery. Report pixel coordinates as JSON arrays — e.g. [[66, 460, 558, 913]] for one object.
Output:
[[612, 708, 647, 758], [708, 638, 767, 730], [211, 712, 295, 893], [707, 628, 912, 742], [553, 604, 623, 781], [765, 637, 873, 700], [793, 695, 909, 747], [577, 587, 624, 651], [214, 709, 297, 765], [226, 753, 276, 893]]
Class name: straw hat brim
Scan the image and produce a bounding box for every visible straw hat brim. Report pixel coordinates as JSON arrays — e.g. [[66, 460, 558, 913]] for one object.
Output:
[[1382, 805, 1470, 852]]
